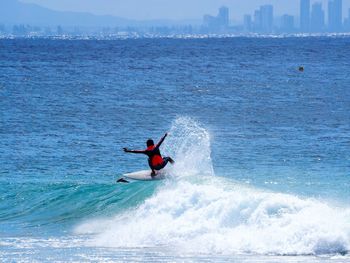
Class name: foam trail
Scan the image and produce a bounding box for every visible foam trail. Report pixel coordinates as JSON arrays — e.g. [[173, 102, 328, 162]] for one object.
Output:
[[76, 117, 350, 256]]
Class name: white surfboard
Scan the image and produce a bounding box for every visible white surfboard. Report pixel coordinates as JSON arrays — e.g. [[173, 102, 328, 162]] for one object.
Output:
[[120, 169, 167, 182]]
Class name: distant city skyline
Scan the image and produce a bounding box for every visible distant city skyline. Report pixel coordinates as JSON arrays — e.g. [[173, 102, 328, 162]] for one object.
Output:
[[1, 0, 350, 36], [202, 1, 350, 33], [19, 0, 350, 21]]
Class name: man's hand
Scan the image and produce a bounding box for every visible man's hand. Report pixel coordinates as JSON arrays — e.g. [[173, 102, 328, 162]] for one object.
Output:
[[123, 147, 129, 152]]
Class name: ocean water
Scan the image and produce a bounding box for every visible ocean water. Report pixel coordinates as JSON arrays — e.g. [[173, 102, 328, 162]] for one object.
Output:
[[1, 37, 350, 262]]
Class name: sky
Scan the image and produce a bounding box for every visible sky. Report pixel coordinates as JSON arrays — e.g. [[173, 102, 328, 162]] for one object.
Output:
[[20, 0, 350, 21]]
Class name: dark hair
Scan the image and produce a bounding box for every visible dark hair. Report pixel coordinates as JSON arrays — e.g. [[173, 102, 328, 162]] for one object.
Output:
[[146, 139, 154, 147]]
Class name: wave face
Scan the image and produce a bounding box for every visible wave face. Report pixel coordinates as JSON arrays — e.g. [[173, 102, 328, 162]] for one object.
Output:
[[0, 180, 160, 234], [76, 118, 350, 256]]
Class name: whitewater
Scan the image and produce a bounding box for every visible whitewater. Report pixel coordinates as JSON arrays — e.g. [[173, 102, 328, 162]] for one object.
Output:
[[74, 117, 350, 258]]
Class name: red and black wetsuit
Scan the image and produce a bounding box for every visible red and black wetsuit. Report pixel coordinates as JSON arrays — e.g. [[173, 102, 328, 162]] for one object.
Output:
[[145, 145, 163, 168], [145, 145, 172, 170], [124, 133, 173, 172]]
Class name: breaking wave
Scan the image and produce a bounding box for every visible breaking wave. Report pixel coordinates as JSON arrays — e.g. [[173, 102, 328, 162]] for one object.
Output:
[[76, 117, 350, 256]]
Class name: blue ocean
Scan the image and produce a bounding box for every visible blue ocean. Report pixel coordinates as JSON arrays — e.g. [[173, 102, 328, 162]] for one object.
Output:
[[1, 37, 350, 262]]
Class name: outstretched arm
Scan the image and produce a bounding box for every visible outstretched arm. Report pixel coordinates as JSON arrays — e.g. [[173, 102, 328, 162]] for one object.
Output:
[[155, 133, 168, 149], [123, 148, 146, 154]]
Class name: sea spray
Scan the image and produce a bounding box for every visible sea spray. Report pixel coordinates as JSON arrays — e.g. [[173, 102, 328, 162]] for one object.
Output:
[[162, 117, 214, 178]]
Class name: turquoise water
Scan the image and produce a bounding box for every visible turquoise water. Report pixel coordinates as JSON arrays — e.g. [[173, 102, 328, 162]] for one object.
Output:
[[1, 37, 350, 262]]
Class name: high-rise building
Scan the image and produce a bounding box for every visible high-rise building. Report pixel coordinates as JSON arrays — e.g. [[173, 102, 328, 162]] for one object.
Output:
[[203, 14, 215, 28], [300, 0, 310, 32], [281, 15, 295, 33], [202, 6, 229, 32], [260, 5, 274, 33], [253, 9, 262, 32], [328, 0, 342, 32], [217, 6, 229, 28], [345, 8, 350, 30], [311, 2, 325, 32], [243, 15, 252, 32]]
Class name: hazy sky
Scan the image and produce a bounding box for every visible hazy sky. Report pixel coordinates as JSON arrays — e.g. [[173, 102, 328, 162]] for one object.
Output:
[[20, 0, 350, 20]]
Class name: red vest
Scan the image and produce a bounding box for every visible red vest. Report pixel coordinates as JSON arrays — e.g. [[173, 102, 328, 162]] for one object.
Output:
[[146, 145, 164, 166]]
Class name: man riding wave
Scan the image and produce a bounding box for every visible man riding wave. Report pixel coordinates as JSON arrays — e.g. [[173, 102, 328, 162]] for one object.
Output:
[[123, 133, 174, 175]]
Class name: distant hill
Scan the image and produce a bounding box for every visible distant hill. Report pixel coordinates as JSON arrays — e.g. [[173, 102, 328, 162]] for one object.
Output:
[[0, 0, 132, 27], [0, 0, 201, 27]]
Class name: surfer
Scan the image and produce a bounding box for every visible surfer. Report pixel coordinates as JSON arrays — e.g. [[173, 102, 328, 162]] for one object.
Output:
[[123, 133, 174, 176]]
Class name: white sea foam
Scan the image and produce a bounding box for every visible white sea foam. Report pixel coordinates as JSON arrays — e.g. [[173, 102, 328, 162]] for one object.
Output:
[[76, 117, 350, 256]]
